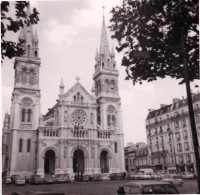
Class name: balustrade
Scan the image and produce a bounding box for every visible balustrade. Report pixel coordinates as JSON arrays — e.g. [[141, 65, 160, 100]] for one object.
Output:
[[39, 126, 59, 137], [97, 130, 112, 139]]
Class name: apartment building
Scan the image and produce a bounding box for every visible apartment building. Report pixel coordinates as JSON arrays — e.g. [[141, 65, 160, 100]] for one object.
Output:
[[124, 142, 148, 173], [146, 92, 200, 174]]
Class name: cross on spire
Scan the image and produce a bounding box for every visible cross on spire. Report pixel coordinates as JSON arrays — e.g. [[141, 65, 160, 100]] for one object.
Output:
[[102, 5, 105, 19], [76, 76, 80, 83]]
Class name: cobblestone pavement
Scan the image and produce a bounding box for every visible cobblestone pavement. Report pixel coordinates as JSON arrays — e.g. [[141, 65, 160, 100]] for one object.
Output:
[[2, 179, 198, 195]]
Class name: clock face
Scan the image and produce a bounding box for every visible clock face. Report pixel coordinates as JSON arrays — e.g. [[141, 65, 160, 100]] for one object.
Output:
[[71, 109, 87, 126]]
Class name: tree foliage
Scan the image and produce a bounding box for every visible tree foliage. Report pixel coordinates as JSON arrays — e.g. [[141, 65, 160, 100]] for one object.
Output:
[[109, 0, 199, 84], [1, 1, 39, 61]]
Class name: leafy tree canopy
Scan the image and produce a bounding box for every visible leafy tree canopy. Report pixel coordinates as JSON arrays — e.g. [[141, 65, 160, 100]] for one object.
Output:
[[109, 0, 199, 84], [1, 1, 39, 61]]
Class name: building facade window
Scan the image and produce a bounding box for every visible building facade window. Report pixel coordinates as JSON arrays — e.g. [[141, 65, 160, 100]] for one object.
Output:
[[184, 142, 189, 151], [175, 132, 181, 141], [114, 142, 118, 153], [19, 139, 23, 152], [27, 139, 31, 152], [181, 119, 186, 127], [174, 121, 179, 128], [177, 143, 182, 152], [183, 130, 188, 140], [179, 156, 184, 164]]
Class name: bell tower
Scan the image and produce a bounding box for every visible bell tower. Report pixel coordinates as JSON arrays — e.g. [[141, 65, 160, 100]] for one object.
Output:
[[93, 15, 121, 131], [9, 3, 41, 176], [93, 14, 125, 173]]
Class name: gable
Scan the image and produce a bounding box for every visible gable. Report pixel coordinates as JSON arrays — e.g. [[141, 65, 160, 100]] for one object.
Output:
[[64, 82, 93, 102]]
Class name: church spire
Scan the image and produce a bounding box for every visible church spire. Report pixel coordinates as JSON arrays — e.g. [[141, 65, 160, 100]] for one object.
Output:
[[99, 9, 110, 57], [18, 2, 39, 58]]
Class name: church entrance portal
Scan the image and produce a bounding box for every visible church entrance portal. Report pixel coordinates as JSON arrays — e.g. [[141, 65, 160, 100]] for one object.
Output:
[[73, 149, 84, 173], [100, 150, 109, 173], [44, 150, 55, 174]]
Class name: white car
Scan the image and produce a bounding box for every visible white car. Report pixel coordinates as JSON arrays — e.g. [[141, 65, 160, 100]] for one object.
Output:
[[132, 172, 151, 180], [15, 175, 26, 185], [181, 172, 194, 179]]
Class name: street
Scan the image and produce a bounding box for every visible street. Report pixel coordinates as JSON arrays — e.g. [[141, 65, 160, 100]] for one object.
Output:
[[2, 180, 198, 195]]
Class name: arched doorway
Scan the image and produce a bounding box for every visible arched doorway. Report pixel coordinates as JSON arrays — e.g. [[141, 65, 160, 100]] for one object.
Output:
[[73, 149, 84, 174], [44, 150, 55, 174], [100, 150, 109, 173]]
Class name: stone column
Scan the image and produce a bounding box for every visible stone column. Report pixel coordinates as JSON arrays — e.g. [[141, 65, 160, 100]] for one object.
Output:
[[9, 130, 18, 175], [36, 140, 44, 176], [59, 140, 65, 174]]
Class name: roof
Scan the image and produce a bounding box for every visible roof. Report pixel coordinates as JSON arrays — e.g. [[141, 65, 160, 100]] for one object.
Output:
[[121, 180, 173, 187]]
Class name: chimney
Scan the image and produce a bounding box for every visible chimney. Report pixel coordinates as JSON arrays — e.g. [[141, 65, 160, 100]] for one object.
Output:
[[160, 104, 167, 108], [172, 98, 180, 104], [148, 109, 155, 112]]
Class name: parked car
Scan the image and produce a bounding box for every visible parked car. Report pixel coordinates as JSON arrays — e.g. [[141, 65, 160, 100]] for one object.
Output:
[[162, 178, 183, 187], [44, 175, 54, 184], [100, 173, 110, 181], [11, 175, 19, 184], [25, 175, 32, 183], [150, 172, 161, 180], [89, 174, 102, 181], [117, 181, 179, 194], [15, 175, 26, 185], [5, 176, 12, 184], [109, 173, 125, 181], [53, 174, 70, 183], [130, 172, 151, 180], [30, 175, 45, 185], [181, 172, 194, 179]]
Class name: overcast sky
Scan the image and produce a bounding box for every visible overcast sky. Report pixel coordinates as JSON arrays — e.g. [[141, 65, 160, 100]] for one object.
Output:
[[1, 0, 198, 146]]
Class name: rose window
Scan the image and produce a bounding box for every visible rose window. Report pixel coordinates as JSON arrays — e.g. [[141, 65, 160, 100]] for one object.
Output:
[[71, 109, 87, 126], [107, 105, 116, 113]]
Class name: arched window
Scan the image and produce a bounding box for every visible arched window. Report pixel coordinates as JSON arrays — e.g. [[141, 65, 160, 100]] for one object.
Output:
[[107, 115, 110, 126], [102, 62, 104, 68], [27, 45, 30, 57], [19, 139, 23, 152], [81, 96, 84, 102], [27, 109, 32, 122], [105, 79, 109, 93], [21, 108, 26, 122], [22, 68, 27, 84], [74, 96, 76, 102], [111, 80, 115, 94], [35, 50, 38, 57], [77, 92, 80, 102], [112, 115, 116, 127], [30, 69, 34, 85], [27, 139, 31, 152]]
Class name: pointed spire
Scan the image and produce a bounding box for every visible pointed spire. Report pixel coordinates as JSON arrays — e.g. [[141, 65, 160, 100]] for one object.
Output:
[[35, 29, 38, 41], [111, 45, 115, 57], [95, 48, 99, 60], [59, 78, 64, 95], [60, 78, 64, 88], [99, 9, 110, 57]]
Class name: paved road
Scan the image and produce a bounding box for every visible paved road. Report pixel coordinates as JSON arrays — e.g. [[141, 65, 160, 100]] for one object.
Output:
[[2, 179, 198, 195]]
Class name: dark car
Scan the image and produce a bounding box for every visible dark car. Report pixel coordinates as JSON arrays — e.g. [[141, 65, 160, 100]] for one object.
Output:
[[30, 175, 45, 185], [117, 181, 179, 194], [109, 172, 125, 181], [44, 175, 54, 184], [11, 175, 19, 184]]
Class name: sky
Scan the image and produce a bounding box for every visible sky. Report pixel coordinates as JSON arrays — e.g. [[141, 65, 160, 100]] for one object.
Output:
[[1, 0, 199, 146]]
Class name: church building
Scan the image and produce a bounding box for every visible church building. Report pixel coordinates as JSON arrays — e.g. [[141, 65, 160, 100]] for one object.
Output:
[[2, 4, 125, 178]]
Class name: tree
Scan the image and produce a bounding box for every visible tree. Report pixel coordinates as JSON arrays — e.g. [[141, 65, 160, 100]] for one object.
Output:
[[109, 0, 199, 85], [110, 0, 200, 192], [1, 1, 39, 61]]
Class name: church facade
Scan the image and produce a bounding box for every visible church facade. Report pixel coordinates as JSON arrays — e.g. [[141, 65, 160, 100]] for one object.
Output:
[[2, 5, 125, 177]]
